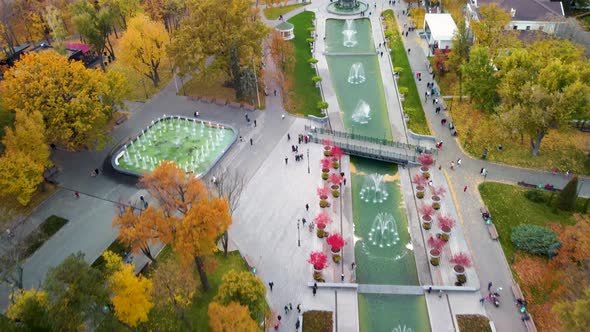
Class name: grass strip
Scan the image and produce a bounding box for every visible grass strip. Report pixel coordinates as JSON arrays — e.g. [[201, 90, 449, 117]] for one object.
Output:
[[263, 3, 307, 20], [457, 314, 492, 332], [382, 10, 430, 135], [287, 11, 323, 117], [23, 215, 68, 257]]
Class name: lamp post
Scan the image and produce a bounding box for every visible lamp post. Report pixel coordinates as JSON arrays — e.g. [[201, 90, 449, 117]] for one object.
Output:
[[307, 148, 310, 174], [252, 58, 261, 108], [297, 219, 301, 247]]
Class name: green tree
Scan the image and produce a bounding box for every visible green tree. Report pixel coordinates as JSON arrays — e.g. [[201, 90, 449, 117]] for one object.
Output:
[[553, 287, 590, 330], [556, 176, 579, 211], [214, 271, 267, 321], [71, 0, 116, 71], [43, 252, 109, 332], [44, 5, 68, 54], [167, 0, 269, 91], [461, 46, 499, 113], [447, 19, 470, 97], [98, 0, 140, 29]]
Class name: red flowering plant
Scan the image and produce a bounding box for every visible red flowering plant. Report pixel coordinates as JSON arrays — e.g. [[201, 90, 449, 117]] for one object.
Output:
[[320, 158, 332, 170], [450, 252, 472, 268], [417, 153, 434, 167], [321, 138, 333, 148], [437, 214, 455, 230], [427, 234, 446, 252], [330, 145, 343, 160], [314, 212, 332, 230], [431, 186, 447, 197], [308, 251, 328, 270], [326, 233, 347, 252], [317, 185, 331, 199], [412, 174, 428, 187], [329, 173, 343, 186], [419, 204, 435, 219]]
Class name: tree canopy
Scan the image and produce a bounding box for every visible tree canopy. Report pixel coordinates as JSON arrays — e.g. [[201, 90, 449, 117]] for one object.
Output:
[[461, 46, 499, 113], [470, 3, 519, 55], [208, 301, 259, 332], [1, 51, 127, 150], [213, 270, 267, 321]]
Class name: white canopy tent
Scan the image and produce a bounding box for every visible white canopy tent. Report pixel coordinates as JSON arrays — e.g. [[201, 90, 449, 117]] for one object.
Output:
[[423, 14, 457, 50]]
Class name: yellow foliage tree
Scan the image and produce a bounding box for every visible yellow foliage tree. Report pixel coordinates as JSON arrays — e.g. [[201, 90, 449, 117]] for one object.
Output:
[[409, 8, 426, 28], [0, 111, 49, 206], [103, 250, 154, 327], [151, 256, 198, 329], [7, 288, 49, 321], [119, 14, 169, 87], [1, 51, 127, 150], [470, 3, 519, 56], [208, 301, 259, 332]]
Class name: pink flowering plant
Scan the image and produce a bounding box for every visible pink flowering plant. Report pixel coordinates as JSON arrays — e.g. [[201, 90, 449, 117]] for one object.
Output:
[[308, 251, 328, 270]]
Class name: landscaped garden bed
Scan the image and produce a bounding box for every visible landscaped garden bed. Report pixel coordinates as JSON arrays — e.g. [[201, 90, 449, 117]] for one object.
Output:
[[302, 310, 333, 332], [23, 215, 68, 257], [456, 314, 491, 332]]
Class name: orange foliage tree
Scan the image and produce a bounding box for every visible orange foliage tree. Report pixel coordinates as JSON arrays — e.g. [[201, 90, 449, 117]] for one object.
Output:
[[112, 206, 168, 263], [208, 301, 258, 332], [139, 161, 232, 291]]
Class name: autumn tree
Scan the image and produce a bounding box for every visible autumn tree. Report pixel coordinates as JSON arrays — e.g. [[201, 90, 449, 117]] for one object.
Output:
[[102, 251, 153, 328], [209, 168, 245, 255], [470, 3, 518, 56], [0, 110, 49, 206], [143, 0, 186, 33], [447, 19, 470, 97], [214, 270, 267, 322], [433, 48, 447, 75], [71, 0, 116, 71], [208, 302, 258, 332], [141, 161, 232, 291], [461, 46, 499, 113], [554, 287, 590, 330], [168, 0, 269, 91], [0, 0, 19, 58], [98, 0, 140, 29], [43, 252, 109, 331], [496, 39, 590, 155], [175, 196, 231, 291], [268, 31, 295, 75], [113, 206, 166, 263], [119, 14, 169, 87], [151, 256, 197, 329], [1, 51, 127, 150], [6, 289, 51, 331], [12, 0, 50, 45], [44, 5, 68, 55]]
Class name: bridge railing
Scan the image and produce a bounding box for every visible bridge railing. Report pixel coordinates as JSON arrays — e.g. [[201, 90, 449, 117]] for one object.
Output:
[[305, 125, 437, 155], [309, 136, 419, 165]]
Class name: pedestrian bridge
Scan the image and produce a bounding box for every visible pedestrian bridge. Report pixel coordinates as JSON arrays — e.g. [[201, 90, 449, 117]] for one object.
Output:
[[305, 126, 437, 166]]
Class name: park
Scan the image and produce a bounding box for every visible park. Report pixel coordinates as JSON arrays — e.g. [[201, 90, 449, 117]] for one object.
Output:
[[1, 0, 590, 331]]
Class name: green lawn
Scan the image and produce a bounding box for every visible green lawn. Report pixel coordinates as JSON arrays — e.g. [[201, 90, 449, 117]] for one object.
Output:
[[579, 15, 590, 30], [382, 10, 430, 135], [263, 3, 307, 20], [287, 12, 323, 117], [457, 315, 491, 332], [479, 182, 578, 262], [23, 215, 68, 258]]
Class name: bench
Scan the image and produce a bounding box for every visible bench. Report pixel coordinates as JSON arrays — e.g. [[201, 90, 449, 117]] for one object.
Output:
[[228, 102, 241, 109], [214, 98, 227, 106], [243, 103, 256, 111], [487, 224, 499, 240], [511, 283, 525, 301], [480, 207, 490, 215], [115, 115, 128, 125]]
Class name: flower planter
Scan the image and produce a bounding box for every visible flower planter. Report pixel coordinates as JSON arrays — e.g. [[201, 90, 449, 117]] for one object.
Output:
[[416, 185, 425, 199], [429, 249, 441, 266], [316, 228, 327, 238], [319, 200, 330, 208], [331, 248, 341, 263], [432, 195, 441, 210], [420, 166, 430, 174], [324, 150, 332, 157], [332, 190, 340, 198], [322, 172, 329, 180], [422, 215, 432, 230], [313, 268, 324, 282], [332, 161, 340, 169], [441, 225, 451, 241], [453, 264, 466, 276], [322, 168, 330, 173], [324, 146, 331, 151]]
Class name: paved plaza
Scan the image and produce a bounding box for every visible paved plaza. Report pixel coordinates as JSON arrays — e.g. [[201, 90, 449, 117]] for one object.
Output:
[[1, 1, 588, 331]]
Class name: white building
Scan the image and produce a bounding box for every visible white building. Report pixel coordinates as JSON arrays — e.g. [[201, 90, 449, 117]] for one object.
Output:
[[424, 14, 458, 51], [466, 0, 564, 34]]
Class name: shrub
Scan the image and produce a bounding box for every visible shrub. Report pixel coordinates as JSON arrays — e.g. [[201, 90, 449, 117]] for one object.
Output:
[[308, 57, 319, 64], [312, 75, 322, 83], [332, 190, 340, 197], [450, 252, 472, 268], [316, 228, 326, 238], [328, 173, 343, 186], [314, 212, 332, 229], [319, 200, 329, 208], [511, 224, 561, 257], [432, 202, 440, 210], [332, 255, 341, 263], [427, 235, 446, 251], [308, 251, 328, 270], [418, 153, 434, 167], [412, 174, 428, 186], [332, 161, 339, 169], [423, 172, 431, 179], [524, 189, 546, 204], [430, 256, 440, 266], [323, 150, 331, 157], [326, 233, 346, 252], [416, 191, 424, 199], [399, 87, 409, 95], [419, 204, 435, 218], [307, 26, 316, 32], [330, 146, 343, 159], [422, 221, 431, 229], [556, 176, 579, 211], [394, 66, 403, 74], [317, 101, 329, 110], [317, 185, 330, 197], [306, 37, 315, 43], [438, 215, 455, 230]]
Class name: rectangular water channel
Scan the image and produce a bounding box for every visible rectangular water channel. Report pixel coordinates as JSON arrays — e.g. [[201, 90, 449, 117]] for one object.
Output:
[[324, 18, 430, 331]]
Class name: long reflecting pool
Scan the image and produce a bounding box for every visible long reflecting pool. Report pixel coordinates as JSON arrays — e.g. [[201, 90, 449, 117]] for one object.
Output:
[[324, 18, 430, 330], [359, 294, 430, 332]]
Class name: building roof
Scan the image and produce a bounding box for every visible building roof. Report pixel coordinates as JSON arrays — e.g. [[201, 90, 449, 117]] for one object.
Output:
[[425, 14, 458, 41], [275, 21, 294, 31], [477, 0, 564, 21]]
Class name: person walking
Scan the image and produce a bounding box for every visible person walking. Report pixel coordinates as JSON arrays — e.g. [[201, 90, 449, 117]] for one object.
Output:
[[438, 290, 443, 298], [480, 297, 485, 306], [450, 161, 455, 170], [297, 304, 302, 313], [75, 191, 80, 199], [341, 273, 345, 282], [457, 158, 462, 167], [284, 305, 289, 315], [250, 138, 253, 145], [306, 203, 309, 211], [254, 120, 257, 127], [289, 303, 292, 311], [274, 90, 277, 96], [488, 281, 493, 291], [285, 157, 288, 165], [269, 281, 274, 291], [302, 218, 307, 226], [463, 186, 468, 192], [287, 133, 291, 140]]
